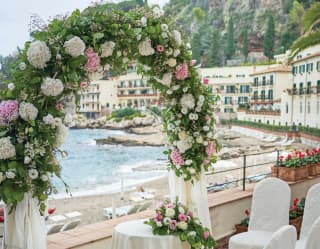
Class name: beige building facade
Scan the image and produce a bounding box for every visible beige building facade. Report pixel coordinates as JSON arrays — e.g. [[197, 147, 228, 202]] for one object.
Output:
[[281, 45, 320, 128]]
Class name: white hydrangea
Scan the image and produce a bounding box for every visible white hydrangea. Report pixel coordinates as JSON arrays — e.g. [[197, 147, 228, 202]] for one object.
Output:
[[41, 77, 64, 97], [195, 106, 202, 112], [166, 48, 173, 56], [176, 140, 191, 153], [166, 89, 173, 95], [8, 83, 15, 90], [0, 137, 16, 160], [172, 85, 180, 91], [180, 94, 195, 110], [140, 17, 147, 27], [161, 24, 168, 31], [161, 32, 169, 39], [63, 36, 86, 57], [24, 156, 31, 164], [181, 108, 188, 115], [19, 102, 38, 121], [0, 172, 5, 183], [188, 231, 197, 237], [178, 206, 185, 214], [203, 126, 210, 131], [41, 174, 49, 182], [43, 114, 56, 127], [196, 136, 203, 144], [27, 40, 51, 69], [6, 171, 16, 179], [28, 169, 39, 180], [188, 167, 196, 174], [138, 39, 155, 56], [101, 41, 115, 57], [153, 7, 164, 18], [54, 123, 68, 148], [185, 159, 192, 165], [166, 58, 177, 67], [172, 30, 182, 47], [155, 72, 172, 87], [207, 132, 213, 138]]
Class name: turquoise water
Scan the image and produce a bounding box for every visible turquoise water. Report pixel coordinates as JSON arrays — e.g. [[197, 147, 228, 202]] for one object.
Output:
[[53, 129, 167, 197]]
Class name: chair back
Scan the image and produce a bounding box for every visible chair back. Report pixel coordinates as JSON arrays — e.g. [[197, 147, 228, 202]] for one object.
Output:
[[47, 224, 64, 235], [263, 225, 296, 249], [137, 201, 152, 212], [61, 219, 81, 231], [249, 178, 290, 232], [300, 183, 320, 239], [304, 215, 320, 249]]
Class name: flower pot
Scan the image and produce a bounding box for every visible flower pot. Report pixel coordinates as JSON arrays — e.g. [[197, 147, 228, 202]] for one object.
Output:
[[289, 216, 303, 237], [309, 163, 320, 176], [271, 166, 280, 177], [277, 166, 309, 182], [234, 224, 248, 234]]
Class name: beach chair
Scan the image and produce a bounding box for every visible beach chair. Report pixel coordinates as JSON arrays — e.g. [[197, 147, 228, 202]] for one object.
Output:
[[137, 201, 152, 212], [61, 219, 81, 231], [263, 225, 296, 249], [229, 178, 291, 249], [103, 204, 141, 219], [46, 223, 64, 235]]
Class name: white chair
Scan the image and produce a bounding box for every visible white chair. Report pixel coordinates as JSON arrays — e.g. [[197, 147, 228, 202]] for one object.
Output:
[[103, 204, 141, 219], [137, 201, 152, 212], [229, 178, 291, 249], [61, 219, 81, 231], [295, 217, 320, 249], [263, 225, 296, 249], [298, 183, 320, 241], [46, 223, 64, 235]]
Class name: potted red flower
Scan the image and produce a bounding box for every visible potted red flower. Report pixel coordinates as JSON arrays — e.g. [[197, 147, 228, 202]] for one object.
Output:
[[289, 198, 305, 237], [308, 148, 320, 176], [235, 209, 250, 234]]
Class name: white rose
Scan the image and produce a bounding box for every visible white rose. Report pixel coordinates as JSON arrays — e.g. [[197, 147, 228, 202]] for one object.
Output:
[[173, 49, 180, 57], [178, 131, 187, 140], [156, 221, 163, 227], [195, 106, 202, 112], [176, 140, 191, 153], [0, 172, 5, 183], [19, 102, 38, 121], [196, 136, 203, 143], [178, 206, 185, 214], [19, 62, 26, 70], [203, 141, 209, 146], [63, 36, 86, 57], [138, 39, 155, 56], [185, 160, 192, 165], [188, 167, 196, 174], [41, 174, 49, 182], [163, 217, 171, 225], [199, 95, 205, 102], [203, 126, 210, 131], [166, 89, 173, 95], [156, 72, 172, 87], [6, 171, 16, 179], [24, 156, 31, 164], [207, 132, 213, 138], [161, 32, 169, 39], [101, 41, 115, 57], [181, 108, 188, 115], [8, 83, 15, 90], [167, 58, 177, 67], [153, 7, 164, 18], [172, 30, 182, 47], [165, 208, 175, 218], [27, 40, 51, 69], [28, 169, 39, 179], [178, 221, 188, 230], [41, 77, 64, 97], [183, 87, 188, 93], [54, 123, 68, 148], [0, 137, 16, 160], [180, 94, 195, 110], [43, 114, 55, 127], [188, 231, 196, 237], [166, 48, 173, 55], [161, 24, 168, 31]]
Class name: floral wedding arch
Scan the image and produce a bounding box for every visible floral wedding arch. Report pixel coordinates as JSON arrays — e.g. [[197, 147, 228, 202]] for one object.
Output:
[[0, 4, 217, 249]]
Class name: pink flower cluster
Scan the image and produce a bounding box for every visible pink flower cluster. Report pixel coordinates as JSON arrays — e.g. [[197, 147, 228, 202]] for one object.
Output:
[[203, 230, 210, 239], [205, 141, 215, 157], [175, 63, 188, 80], [178, 213, 187, 222], [154, 212, 163, 222], [170, 149, 185, 166], [85, 48, 101, 73], [169, 220, 177, 230], [0, 100, 19, 124], [156, 45, 164, 52], [80, 81, 88, 88]]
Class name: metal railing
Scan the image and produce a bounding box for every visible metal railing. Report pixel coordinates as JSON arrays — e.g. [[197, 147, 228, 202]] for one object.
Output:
[[206, 150, 280, 192]]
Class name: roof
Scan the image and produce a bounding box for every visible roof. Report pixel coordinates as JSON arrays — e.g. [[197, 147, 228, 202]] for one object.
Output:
[[290, 52, 320, 65], [251, 66, 292, 76]]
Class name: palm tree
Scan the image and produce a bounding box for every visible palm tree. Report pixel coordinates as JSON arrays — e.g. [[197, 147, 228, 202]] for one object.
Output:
[[289, 2, 320, 60]]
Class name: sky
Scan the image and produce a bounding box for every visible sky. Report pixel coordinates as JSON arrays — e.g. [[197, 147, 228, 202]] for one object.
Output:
[[0, 0, 168, 56]]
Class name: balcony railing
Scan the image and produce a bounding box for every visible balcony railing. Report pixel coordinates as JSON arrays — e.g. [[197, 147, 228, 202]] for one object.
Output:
[[117, 93, 157, 97], [252, 80, 274, 87], [287, 86, 320, 95]]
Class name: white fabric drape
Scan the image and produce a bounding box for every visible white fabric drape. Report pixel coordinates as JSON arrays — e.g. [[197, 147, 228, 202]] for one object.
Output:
[[168, 169, 211, 231], [2, 193, 46, 249]]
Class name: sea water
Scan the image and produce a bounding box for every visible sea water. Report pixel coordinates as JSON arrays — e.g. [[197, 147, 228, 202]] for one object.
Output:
[[52, 129, 167, 197]]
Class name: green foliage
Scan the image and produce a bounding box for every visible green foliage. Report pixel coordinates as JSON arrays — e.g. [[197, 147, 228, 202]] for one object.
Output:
[[289, 1, 305, 32], [241, 28, 249, 61], [148, 106, 162, 116], [110, 107, 145, 120], [301, 2, 320, 32], [263, 15, 275, 59], [192, 7, 205, 23], [226, 17, 235, 59], [283, 0, 294, 14], [191, 32, 201, 63], [208, 29, 222, 66]]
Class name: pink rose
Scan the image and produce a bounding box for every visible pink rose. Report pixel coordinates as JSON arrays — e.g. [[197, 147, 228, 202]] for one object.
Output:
[[167, 203, 175, 208], [85, 48, 101, 73], [80, 81, 88, 88], [155, 212, 163, 221], [156, 45, 164, 52], [175, 63, 188, 80], [203, 230, 210, 239], [169, 220, 177, 230], [178, 213, 187, 222], [206, 141, 215, 157], [203, 78, 209, 84], [187, 211, 193, 218], [190, 59, 197, 66]]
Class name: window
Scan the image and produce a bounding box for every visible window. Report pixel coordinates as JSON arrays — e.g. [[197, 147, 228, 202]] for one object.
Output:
[[226, 86, 236, 93], [302, 64, 305, 73], [268, 90, 273, 99], [300, 102, 303, 114], [310, 63, 313, 72], [317, 80, 320, 93], [220, 85, 224, 90], [224, 97, 232, 104], [261, 90, 265, 100], [240, 85, 250, 93], [92, 104, 94, 109], [254, 77, 259, 86], [262, 76, 266, 85], [120, 81, 125, 87], [286, 103, 288, 114], [307, 102, 310, 114], [299, 82, 304, 94], [317, 61, 320, 71], [307, 82, 311, 94], [270, 75, 274, 84], [253, 91, 258, 99], [317, 101, 320, 114]]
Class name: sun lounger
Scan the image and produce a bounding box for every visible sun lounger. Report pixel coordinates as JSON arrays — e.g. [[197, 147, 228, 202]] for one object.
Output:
[[137, 201, 152, 212], [103, 204, 142, 219], [61, 219, 81, 231], [47, 223, 64, 235]]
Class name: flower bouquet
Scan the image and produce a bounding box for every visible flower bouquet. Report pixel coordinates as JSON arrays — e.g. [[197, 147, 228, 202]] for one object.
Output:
[[234, 209, 250, 234], [145, 198, 217, 249]]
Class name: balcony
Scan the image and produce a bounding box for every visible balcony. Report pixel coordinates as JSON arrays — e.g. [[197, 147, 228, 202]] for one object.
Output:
[[252, 80, 274, 87], [250, 97, 273, 105], [287, 86, 320, 95], [117, 93, 158, 98]]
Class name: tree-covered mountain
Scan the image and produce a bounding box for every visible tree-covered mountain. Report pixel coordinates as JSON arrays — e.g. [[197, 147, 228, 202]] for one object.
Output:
[[163, 0, 317, 66]]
